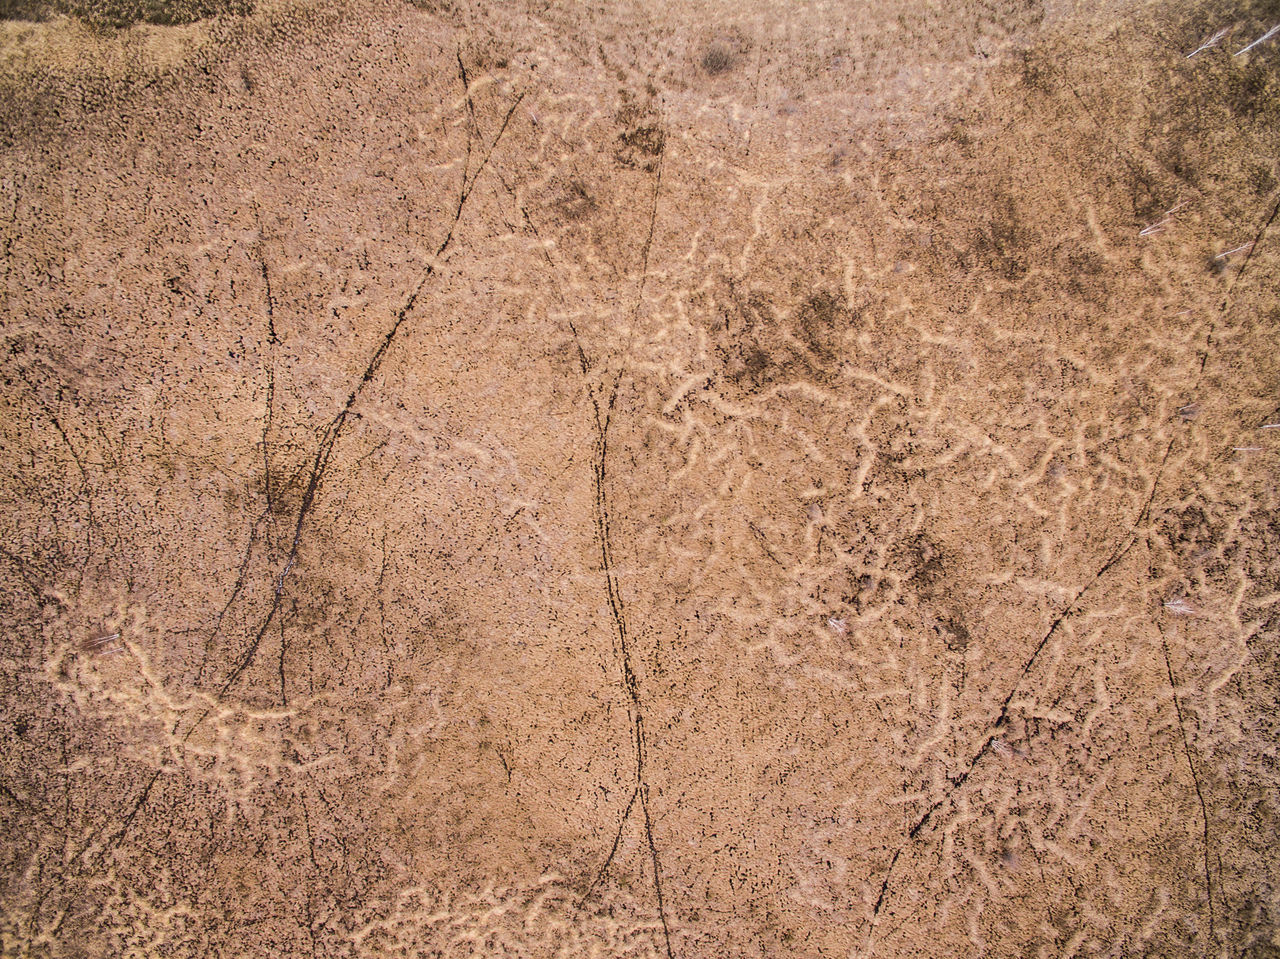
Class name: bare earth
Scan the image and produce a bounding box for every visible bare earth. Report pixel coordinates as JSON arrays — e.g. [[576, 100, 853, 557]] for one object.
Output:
[[1, 0, 1279, 955]]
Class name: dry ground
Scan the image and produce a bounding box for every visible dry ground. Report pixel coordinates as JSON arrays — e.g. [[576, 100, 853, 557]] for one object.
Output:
[[1, 0, 1279, 955]]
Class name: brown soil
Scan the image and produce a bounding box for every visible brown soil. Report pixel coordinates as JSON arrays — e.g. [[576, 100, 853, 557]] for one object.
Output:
[[2, 0, 1279, 956]]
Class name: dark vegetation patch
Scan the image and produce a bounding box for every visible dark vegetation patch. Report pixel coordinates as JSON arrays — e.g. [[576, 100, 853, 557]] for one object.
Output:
[[705, 283, 862, 396], [1015, 46, 1054, 95], [404, 0, 464, 24], [1225, 58, 1280, 124], [613, 93, 665, 171], [615, 123, 665, 170], [795, 291, 846, 363], [940, 616, 970, 653], [969, 195, 1031, 280], [1153, 500, 1234, 593], [549, 179, 597, 223], [0, 0, 252, 27], [700, 42, 734, 75]]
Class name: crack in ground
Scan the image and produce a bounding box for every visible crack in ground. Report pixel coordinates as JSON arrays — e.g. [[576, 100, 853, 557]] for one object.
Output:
[[860, 192, 1255, 949], [95, 59, 526, 857], [863, 477, 1157, 949], [579, 373, 674, 959], [860, 49, 1273, 937], [523, 132, 673, 955], [1160, 629, 1218, 945]]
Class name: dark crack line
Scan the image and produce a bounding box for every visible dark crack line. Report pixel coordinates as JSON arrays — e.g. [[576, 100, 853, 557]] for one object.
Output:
[[102, 80, 527, 854], [259, 252, 278, 346], [581, 784, 639, 904], [516, 202, 594, 385], [299, 792, 322, 958], [452, 113, 671, 950], [594, 391, 637, 717], [254, 221, 279, 522], [464, 90, 526, 204], [211, 77, 525, 702], [455, 51, 477, 201], [197, 262, 422, 709], [865, 519, 1143, 943], [870, 847, 904, 919], [277, 615, 289, 707], [457, 48, 480, 139], [195, 508, 269, 686], [1228, 189, 1280, 285], [0, 545, 45, 605], [747, 521, 786, 569], [105, 767, 163, 851], [447, 54, 525, 244], [865, 381, 1196, 945], [966, 156, 1278, 953], [0, 779, 55, 827], [19, 371, 97, 581], [550, 136, 671, 955], [263, 367, 277, 516], [630, 154, 664, 325], [1161, 633, 1217, 944], [642, 784, 674, 959], [1190, 188, 1277, 387]]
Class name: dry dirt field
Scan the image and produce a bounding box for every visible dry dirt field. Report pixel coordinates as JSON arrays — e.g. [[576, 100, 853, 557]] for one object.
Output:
[[1, 0, 1279, 956]]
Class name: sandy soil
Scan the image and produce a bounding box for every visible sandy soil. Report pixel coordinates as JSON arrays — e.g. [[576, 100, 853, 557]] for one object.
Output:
[[1, 0, 1279, 955]]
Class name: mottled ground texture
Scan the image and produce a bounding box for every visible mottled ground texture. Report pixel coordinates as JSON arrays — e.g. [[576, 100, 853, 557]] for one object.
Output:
[[1, 0, 1279, 955]]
